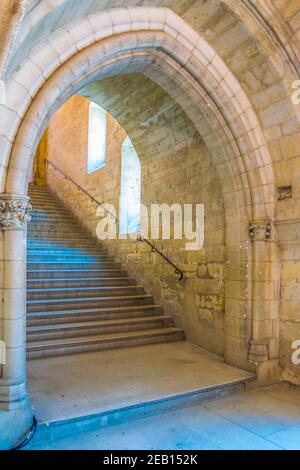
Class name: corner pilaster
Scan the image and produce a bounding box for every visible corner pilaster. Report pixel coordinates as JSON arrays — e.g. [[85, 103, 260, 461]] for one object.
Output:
[[248, 220, 279, 367]]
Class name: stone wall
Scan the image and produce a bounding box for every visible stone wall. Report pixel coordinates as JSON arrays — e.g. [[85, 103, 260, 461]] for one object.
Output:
[[42, 83, 227, 357], [2, 0, 300, 446], [11, 0, 300, 380], [46, 94, 126, 213], [42, 71, 300, 377], [275, 135, 300, 381]]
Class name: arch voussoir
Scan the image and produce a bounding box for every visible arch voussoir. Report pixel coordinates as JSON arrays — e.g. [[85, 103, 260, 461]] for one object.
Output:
[[0, 6, 280, 423]]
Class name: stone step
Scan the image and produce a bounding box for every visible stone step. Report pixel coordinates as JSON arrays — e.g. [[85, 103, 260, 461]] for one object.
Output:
[[26, 328, 185, 359], [28, 231, 97, 237], [29, 198, 59, 203], [30, 218, 77, 226], [26, 184, 183, 359], [30, 191, 62, 196], [31, 209, 73, 216], [30, 189, 64, 195], [29, 214, 81, 222], [28, 229, 87, 235], [28, 242, 103, 248], [27, 315, 174, 341], [27, 294, 154, 313], [28, 234, 97, 241], [27, 277, 136, 289], [29, 222, 84, 231], [27, 248, 109, 254], [29, 191, 61, 198], [30, 209, 73, 216], [27, 285, 145, 300], [28, 233, 99, 240], [27, 247, 107, 256], [27, 269, 129, 280], [31, 205, 68, 211], [30, 204, 70, 212], [27, 261, 122, 270], [27, 254, 113, 263], [28, 241, 102, 249], [30, 208, 66, 214], [30, 194, 65, 200], [29, 198, 65, 205], [31, 381, 254, 447], [30, 216, 75, 224], [27, 304, 163, 326], [28, 233, 90, 240], [31, 208, 72, 220], [29, 186, 51, 190]]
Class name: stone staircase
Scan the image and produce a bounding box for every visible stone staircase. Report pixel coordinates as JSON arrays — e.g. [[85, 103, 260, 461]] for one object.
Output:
[[26, 185, 185, 359]]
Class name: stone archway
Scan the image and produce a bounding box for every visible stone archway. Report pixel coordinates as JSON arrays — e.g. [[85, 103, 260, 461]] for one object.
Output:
[[0, 7, 280, 444]]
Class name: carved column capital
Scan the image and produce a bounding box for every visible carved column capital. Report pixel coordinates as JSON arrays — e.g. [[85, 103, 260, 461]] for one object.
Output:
[[249, 220, 272, 242], [0, 195, 32, 230]]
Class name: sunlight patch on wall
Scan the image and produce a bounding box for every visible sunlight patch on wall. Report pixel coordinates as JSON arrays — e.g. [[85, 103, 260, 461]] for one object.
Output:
[[120, 137, 141, 235], [87, 102, 107, 174]]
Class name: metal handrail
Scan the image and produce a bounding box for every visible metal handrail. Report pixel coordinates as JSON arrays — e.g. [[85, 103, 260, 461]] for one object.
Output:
[[45, 159, 184, 281], [137, 235, 184, 281], [45, 159, 118, 224]]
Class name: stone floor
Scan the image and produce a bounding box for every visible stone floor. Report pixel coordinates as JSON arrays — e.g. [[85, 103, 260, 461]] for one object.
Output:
[[28, 384, 300, 450], [28, 342, 253, 422]]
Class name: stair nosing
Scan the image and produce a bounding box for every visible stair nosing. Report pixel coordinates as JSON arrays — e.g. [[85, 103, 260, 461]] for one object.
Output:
[[27, 315, 173, 332], [27, 285, 144, 293], [27, 327, 184, 349], [27, 304, 161, 317], [27, 294, 153, 305]]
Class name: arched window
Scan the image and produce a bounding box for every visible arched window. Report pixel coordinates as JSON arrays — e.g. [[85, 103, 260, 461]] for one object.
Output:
[[87, 102, 107, 173], [120, 137, 141, 235]]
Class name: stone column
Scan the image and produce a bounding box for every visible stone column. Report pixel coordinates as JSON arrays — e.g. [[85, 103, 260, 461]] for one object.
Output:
[[0, 195, 32, 411], [248, 220, 280, 370]]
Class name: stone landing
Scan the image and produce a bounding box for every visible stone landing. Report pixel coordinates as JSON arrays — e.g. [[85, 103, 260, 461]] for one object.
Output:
[[27, 342, 255, 447]]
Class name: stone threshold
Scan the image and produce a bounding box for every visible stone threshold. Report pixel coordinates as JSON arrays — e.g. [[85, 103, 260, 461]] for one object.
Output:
[[28, 376, 255, 448]]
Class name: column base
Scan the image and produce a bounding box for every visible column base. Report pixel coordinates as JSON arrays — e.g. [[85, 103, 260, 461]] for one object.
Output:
[[248, 339, 269, 364], [0, 402, 34, 450], [0, 380, 28, 411]]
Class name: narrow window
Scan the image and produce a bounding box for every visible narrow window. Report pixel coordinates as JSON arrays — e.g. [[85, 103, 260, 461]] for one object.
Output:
[[87, 102, 107, 173], [120, 137, 141, 235]]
